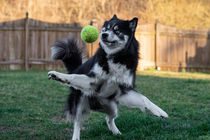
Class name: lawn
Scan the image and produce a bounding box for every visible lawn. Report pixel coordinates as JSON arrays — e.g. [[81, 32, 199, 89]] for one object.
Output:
[[0, 70, 210, 140]]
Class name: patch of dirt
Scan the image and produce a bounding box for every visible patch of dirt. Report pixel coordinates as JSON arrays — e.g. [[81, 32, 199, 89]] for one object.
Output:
[[0, 126, 22, 132], [51, 116, 67, 122]]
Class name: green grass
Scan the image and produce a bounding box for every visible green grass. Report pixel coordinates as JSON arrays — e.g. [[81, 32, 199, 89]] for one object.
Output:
[[0, 70, 210, 140]]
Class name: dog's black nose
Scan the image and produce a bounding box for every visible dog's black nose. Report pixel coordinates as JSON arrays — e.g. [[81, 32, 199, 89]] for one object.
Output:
[[102, 33, 108, 39]]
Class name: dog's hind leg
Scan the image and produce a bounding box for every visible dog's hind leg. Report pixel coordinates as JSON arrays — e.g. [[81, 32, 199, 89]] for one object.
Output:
[[117, 89, 168, 118], [105, 101, 121, 135], [72, 119, 81, 140], [71, 97, 89, 140]]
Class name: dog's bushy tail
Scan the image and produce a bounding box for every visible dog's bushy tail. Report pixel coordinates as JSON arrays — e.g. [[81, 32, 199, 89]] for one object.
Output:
[[51, 36, 84, 73]]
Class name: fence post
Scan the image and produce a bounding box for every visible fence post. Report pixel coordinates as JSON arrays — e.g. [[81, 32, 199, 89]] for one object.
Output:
[[155, 22, 160, 68], [89, 19, 98, 57], [25, 12, 29, 71]]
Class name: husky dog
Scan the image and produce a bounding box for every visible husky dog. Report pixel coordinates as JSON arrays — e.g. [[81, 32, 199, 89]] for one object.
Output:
[[48, 15, 168, 140]]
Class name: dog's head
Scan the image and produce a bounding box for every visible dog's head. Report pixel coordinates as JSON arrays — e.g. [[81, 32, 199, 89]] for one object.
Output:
[[100, 15, 138, 55]]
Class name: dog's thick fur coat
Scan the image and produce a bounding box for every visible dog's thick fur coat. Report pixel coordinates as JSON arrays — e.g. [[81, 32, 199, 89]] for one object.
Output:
[[48, 15, 168, 140]]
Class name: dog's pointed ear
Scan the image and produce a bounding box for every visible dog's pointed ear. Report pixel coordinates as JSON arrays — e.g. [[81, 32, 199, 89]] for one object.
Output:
[[112, 14, 118, 19], [129, 18, 138, 32]]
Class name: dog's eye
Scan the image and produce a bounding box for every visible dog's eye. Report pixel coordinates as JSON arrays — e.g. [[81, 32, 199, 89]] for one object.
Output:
[[115, 30, 121, 35]]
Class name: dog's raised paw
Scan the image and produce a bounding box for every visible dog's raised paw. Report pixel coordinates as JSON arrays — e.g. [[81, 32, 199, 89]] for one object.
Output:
[[48, 71, 60, 81]]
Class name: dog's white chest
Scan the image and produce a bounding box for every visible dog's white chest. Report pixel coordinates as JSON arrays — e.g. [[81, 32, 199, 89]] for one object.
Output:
[[93, 60, 133, 86], [108, 60, 133, 86]]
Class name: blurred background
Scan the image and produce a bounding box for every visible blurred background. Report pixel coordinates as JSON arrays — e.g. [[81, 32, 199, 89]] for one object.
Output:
[[1, 0, 210, 29], [0, 0, 210, 72]]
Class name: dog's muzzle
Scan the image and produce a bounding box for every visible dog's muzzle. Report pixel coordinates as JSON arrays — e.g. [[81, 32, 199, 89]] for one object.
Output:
[[101, 33, 117, 44]]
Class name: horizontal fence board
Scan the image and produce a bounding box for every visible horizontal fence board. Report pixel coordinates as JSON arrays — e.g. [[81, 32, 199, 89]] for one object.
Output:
[[157, 61, 210, 67], [160, 32, 210, 38], [0, 59, 23, 64], [29, 59, 63, 64], [0, 27, 24, 31], [28, 27, 82, 32]]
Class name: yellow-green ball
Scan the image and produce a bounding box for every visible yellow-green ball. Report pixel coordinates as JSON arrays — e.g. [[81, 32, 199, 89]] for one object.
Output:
[[81, 25, 99, 43]]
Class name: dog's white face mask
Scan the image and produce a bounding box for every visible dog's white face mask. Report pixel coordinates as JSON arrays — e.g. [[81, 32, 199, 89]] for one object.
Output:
[[100, 25, 129, 55], [99, 15, 138, 55]]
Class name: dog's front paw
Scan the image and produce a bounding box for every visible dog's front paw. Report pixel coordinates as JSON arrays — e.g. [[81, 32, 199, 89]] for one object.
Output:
[[148, 103, 168, 118], [48, 71, 61, 81]]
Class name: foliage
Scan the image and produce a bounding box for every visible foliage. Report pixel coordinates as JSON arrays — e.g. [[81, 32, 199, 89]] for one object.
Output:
[[0, 70, 210, 139], [0, 0, 210, 29]]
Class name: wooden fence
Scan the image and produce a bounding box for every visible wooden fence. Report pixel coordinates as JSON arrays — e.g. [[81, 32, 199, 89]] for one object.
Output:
[[156, 24, 210, 72], [0, 13, 85, 70], [135, 23, 210, 72], [0, 14, 210, 72]]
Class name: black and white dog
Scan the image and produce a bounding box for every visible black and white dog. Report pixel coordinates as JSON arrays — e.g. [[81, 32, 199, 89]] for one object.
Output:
[[48, 15, 168, 140]]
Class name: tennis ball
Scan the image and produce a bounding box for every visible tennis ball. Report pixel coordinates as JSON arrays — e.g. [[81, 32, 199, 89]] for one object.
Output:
[[81, 25, 99, 43]]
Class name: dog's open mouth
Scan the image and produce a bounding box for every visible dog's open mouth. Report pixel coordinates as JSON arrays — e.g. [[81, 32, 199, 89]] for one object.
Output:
[[103, 39, 117, 44]]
